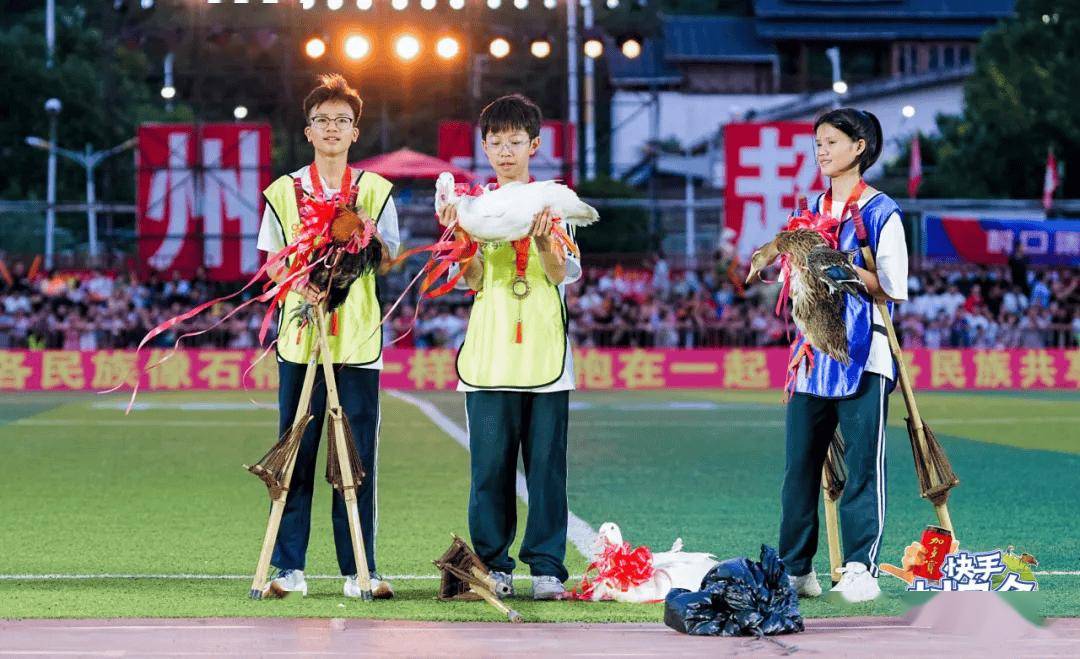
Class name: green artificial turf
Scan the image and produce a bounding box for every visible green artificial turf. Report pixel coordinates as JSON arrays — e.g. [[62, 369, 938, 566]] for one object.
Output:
[[0, 388, 1075, 620]]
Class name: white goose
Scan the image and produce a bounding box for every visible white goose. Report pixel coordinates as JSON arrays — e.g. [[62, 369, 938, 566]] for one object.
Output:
[[584, 522, 719, 603], [435, 172, 599, 255]]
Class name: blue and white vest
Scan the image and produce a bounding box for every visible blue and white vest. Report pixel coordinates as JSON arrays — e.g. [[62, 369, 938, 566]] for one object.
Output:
[[792, 192, 900, 399]]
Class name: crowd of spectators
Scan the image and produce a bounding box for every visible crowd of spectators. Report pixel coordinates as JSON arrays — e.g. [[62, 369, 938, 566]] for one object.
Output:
[[2, 255, 1077, 351]]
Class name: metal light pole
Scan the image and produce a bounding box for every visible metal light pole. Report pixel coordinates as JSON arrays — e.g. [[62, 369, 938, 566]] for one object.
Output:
[[42, 98, 62, 270], [26, 134, 137, 263], [826, 47, 846, 105], [566, 0, 579, 182], [583, 1, 596, 182], [46, 0, 56, 68], [685, 148, 696, 268]]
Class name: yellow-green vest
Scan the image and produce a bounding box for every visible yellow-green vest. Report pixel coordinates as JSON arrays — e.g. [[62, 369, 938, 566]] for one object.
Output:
[[456, 240, 568, 388], [263, 170, 393, 365]]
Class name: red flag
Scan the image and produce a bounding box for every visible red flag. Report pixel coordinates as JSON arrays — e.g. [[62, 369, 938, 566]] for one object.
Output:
[[907, 134, 923, 199], [1043, 149, 1059, 210]]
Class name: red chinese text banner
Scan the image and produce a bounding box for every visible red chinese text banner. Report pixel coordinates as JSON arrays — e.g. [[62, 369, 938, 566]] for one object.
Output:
[[137, 123, 273, 281], [724, 122, 826, 261], [1, 349, 1077, 392]]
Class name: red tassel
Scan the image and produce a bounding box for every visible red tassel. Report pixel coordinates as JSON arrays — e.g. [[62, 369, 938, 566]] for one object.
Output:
[[330, 310, 339, 336], [515, 320, 523, 344]]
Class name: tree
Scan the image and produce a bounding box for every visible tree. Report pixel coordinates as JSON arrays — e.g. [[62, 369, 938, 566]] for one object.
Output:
[[0, 3, 191, 203], [919, 0, 1079, 198]]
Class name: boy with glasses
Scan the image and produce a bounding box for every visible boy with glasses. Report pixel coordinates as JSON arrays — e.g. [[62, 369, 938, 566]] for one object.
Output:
[[256, 73, 398, 600], [438, 94, 582, 600]]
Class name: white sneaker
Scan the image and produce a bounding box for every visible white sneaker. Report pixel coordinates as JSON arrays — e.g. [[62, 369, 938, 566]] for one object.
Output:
[[531, 575, 567, 601], [265, 569, 307, 598], [788, 570, 823, 597], [344, 573, 394, 599], [830, 562, 881, 603], [490, 571, 514, 598]]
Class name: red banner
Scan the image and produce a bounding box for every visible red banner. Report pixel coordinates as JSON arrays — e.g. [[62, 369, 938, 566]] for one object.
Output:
[[724, 122, 826, 260], [2, 349, 1077, 392], [437, 120, 576, 187], [137, 123, 273, 281]]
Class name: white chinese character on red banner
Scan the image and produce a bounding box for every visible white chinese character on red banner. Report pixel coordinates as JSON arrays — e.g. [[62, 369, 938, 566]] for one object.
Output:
[[724, 123, 825, 260]]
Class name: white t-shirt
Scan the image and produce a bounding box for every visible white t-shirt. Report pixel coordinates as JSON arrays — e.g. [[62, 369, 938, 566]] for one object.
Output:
[[450, 237, 582, 394], [819, 192, 908, 381], [257, 165, 400, 370]]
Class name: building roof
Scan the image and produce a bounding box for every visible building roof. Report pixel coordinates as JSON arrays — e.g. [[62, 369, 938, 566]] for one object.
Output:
[[607, 37, 682, 87], [753, 0, 1015, 19], [758, 20, 994, 40], [608, 15, 777, 86], [664, 16, 778, 62], [753, 0, 1015, 40]]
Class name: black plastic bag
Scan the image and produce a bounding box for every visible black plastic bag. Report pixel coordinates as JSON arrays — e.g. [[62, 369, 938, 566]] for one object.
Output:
[[664, 544, 804, 637]]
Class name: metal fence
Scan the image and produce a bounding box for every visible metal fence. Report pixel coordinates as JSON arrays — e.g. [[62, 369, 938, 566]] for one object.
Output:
[[3, 197, 1080, 271]]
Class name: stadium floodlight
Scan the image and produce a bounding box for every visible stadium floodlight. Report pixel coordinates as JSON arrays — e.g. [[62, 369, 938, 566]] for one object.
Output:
[[489, 37, 510, 58], [487, 0, 501, 8], [583, 38, 603, 59], [514, 0, 528, 8], [300, 0, 316, 8], [391, 0, 408, 9], [832, 80, 848, 94], [140, 0, 154, 9], [530, 38, 552, 59], [160, 85, 176, 100], [543, 0, 557, 7], [356, 0, 373, 9], [327, 0, 343, 10], [421, 0, 437, 8], [344, 35, 371, 60], [436, 36, 460, 59], [902, 104, 916, 118], [606, 0, 618, 7], [620, 37, 641, 59], [233, 105, 248, 120], [449, 0, 465, 8], [305, 37, 327, 59], [395, 34, 421, 61]]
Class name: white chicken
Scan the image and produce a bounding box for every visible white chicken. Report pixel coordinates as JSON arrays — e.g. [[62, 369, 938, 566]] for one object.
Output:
[[581, 522, 719, 603], [435, 172, 599, 255]]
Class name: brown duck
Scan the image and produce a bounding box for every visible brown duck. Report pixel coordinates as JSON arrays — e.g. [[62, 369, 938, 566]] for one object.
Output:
[[745, 229, 867, 364]]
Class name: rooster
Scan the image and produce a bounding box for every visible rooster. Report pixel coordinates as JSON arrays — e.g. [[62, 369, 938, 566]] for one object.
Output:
[[435, 172, 598, 256]]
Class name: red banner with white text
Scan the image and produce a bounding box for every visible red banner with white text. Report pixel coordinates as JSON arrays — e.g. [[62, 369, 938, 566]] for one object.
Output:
[[136, 123, 273, 281], [2, 349, 1076, 392], [724, 122, 826, 261]]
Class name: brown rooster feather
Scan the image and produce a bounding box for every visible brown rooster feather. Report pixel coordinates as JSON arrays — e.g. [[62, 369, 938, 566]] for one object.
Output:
[[307, 206, 382, 313]]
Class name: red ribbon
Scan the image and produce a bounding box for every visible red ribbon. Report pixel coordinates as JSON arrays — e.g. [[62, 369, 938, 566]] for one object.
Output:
[[308, 161, 352, 205], [106, 169, 366, 413], [773, 181, 865, 400], [574, 541, 657, 601]]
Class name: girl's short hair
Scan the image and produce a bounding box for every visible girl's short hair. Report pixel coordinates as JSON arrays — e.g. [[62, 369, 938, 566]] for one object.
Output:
[[303, 73, 363, 121], [479, 94, 542, 140], [814, 108, 883, 174]]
